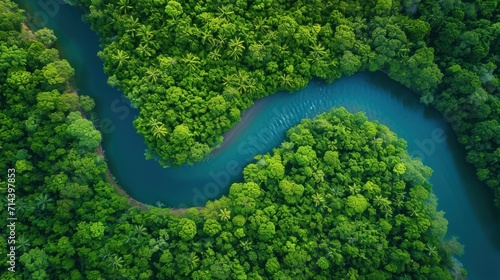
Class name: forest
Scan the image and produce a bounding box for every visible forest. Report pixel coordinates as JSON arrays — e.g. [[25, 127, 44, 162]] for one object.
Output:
[[0, 1, 464, 278], [0, 0, 497, 278], [65, 0, 500, 210]]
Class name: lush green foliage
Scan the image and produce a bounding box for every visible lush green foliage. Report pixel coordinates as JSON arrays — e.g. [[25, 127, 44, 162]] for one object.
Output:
[[0, 3, 463, 277], [414, 1, 500, 208], [70, 0, 500, 210], [72, 0, 445, 167]]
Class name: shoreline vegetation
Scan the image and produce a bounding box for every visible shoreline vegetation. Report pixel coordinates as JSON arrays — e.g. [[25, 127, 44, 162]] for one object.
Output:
[[70, 0, 500, 212], [20, 11, 194, 213], [95, 146, 148, 210], [92, 90, 269, 212], [97, 145, 205, 213]]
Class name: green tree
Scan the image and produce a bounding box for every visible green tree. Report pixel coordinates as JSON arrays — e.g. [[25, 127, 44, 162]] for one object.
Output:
[[67, 113, 102, 151], [42, 60, 74, 85], [19, 248, 49, 279], [34, 28, 57, 47], [218, 208, 231, 222], [203, 219, 222, 236], [165, 1, 183, 18], [178, 218, 197, 241]]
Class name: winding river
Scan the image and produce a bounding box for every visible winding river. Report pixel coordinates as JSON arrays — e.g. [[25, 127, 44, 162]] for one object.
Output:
[[15, 1, 500, 279]]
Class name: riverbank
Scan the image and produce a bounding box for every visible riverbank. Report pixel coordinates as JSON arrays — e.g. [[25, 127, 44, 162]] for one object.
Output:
[[96, 146, 149, 210], [211, 98, 270, 156], [21, 21, 201, 213], [98, 145, 207, 215]]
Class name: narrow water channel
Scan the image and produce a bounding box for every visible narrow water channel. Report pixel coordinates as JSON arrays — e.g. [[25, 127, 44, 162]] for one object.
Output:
[[15, 1, 500, 279]]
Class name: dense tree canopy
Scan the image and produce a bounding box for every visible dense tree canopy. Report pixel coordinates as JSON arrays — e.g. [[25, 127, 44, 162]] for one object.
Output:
[[67, 0, 500, 210], [69, 0, 444, 167], [2, 0, 496, 278], [0, 3, 463, 276]]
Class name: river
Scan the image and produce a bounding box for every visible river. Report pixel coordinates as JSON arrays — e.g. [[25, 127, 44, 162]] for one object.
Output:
[[14, 1, 500, 279]]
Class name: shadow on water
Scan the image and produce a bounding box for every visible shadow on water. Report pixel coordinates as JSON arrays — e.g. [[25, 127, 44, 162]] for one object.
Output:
[[14, 0, 500, 279]]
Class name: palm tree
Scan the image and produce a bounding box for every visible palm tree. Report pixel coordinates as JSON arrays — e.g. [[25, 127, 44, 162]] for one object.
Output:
[[487, 53, 499, 63], [312, 193, 325, 207], [16, 236, 30, 253], [208, 48, 221, 61], [366, 51, 376, 66], [374, 195, 392, 214], [200, 29, 213, 45], [347, 235, 358, 244], [244, 78, 257, 94], [227, 37, 245, 60], [124, 15, 140, 37], [253, 17, 269, 32], [309, 43, 327, 63], [189, 253, 200, 269], [249, 42, 266, 61], [181, 53, 201, 72], [203, 239, 214, 250], [279, 74, 293, 89], [394, 197, 404, 208], [396, 191, 406, 201], [137, 25, 153, 41], [217, 5, 234, 19], [179, 25, 200, 42], [199, 12, 213, 24], [216, 33, 227, 48], [235, 70, 249, 84], [348, 183, 361, 195], [136, 43, 153, 58], [110, 254, 124, 271], [134, 225, 147, 237], [327, 246, 342, 263], [382, 207, 393, 218], [240, 240, 252, 251], [95, 155, 104, 165], [222, 74, 236, 87], [330, 186, 344, 197], [218, 208, 231, 222], [148, 117, 161, 128], [35, 194, 53, 211], [99, 247, 111, 261], [235, 70, 254, 93], [112, 50, 129, 68], [222, 86, 239, 101], [152, 123, 167, 138], [16, 200, 29, 214], [117, 0, 132, 14], [425, 244, 438, 257], [123, 232, 138, 245], [408, 206, 419, 217], [396, 47, 409, 59], [313, 170, 325, 184], [146, 67, 160, 83], [264, 30, 277, 43], [425, 13, 442, 27], [371, 137, 382, 150], [276, 44, 290, 58]]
